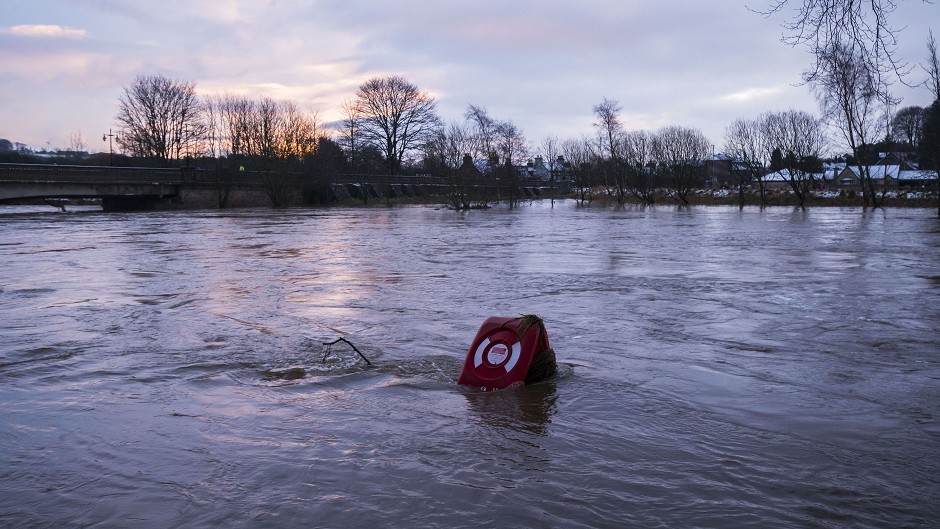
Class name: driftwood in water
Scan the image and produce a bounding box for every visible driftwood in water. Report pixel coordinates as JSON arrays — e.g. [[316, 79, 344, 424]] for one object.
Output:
[[322, 337, 373, 365]]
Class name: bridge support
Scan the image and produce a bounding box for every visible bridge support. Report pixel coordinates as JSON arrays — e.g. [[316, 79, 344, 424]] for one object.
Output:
[[101, 195, 178, 211]]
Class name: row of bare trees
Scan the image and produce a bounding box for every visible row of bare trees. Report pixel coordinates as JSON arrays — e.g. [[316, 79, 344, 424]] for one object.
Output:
[[420, 104, 532, 208], [103, 74, 839, 207], [725, 110, 826, 208], [204, 95, 321, 168], [423, 104, 530, 172], [117, 74, 439, 205], [553, 98, 713, 206], [116, 74, 438, 179], [203, 95, 325, 205], [111, 69, 930, 211]]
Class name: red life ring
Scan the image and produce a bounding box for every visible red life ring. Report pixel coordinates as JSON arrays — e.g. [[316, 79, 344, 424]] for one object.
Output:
[[458, 316, 551, 390]]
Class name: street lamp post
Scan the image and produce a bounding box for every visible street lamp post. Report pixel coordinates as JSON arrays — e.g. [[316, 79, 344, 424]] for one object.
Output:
[[102, 129, 115, 166]]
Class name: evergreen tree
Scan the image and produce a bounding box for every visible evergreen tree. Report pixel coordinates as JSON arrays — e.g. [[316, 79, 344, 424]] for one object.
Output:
[[770, 148, 783, 172], [917, 99, 940, 217], [918, 99, 940, 171]]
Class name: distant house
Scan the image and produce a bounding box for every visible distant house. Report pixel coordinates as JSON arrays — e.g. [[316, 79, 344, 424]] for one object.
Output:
[[897, 169, 939, 189], [524, 155, 568, 182], [461, 154, 534, 185], [712, 154, 837, 189], [834, 165, 900, 189], [829, 152, 924, 190], [455, 154, 484, 182], [761, 169, 825, 190], [761, 170, 791, 190], [822, 161, 847, 185]]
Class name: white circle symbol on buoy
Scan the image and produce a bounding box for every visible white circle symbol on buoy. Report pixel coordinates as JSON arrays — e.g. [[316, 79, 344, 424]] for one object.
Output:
[[473, 335, 523, 375]]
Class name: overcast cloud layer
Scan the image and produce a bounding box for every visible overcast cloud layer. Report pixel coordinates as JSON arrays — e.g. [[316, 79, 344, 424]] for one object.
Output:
[[1, 0, 936, 154]]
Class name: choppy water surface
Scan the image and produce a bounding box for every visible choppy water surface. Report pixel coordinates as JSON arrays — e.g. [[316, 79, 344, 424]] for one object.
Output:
[[1, 202, 938, 528]]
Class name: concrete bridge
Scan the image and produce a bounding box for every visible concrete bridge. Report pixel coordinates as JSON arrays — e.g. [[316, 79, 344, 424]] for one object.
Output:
[[0, 164, 188, 209], [0, 163, 564, 209]]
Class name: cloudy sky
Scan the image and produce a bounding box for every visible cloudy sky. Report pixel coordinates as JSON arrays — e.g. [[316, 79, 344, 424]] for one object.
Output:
[[1, 0, 936, 155]]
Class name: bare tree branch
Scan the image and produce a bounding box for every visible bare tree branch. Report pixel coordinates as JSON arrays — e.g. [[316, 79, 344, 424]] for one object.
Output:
[[756, 0, 924, 85], [322, 337, 372, 365]]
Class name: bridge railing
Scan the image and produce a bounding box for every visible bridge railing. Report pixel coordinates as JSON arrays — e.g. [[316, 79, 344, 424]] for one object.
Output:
[[0, 163, 567, 192], [0, 163, 184, 183]]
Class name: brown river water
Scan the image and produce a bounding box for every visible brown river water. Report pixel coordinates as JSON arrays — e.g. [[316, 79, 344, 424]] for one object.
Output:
[[1, 202, 938, 528]]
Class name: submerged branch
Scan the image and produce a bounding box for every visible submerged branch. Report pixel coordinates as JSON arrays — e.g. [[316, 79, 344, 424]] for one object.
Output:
[[322, 337, 373, 365]]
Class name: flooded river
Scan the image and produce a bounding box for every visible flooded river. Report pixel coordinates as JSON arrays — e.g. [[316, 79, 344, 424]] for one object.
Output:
[[1, 202, 938, 528]]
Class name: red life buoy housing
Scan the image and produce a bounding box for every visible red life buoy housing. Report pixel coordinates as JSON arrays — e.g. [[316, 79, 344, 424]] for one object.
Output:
[[457, 316, 553, 391]]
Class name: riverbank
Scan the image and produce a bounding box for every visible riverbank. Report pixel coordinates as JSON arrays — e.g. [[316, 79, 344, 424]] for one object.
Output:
[[4, 187, 939, 211], [573, 187, 940, 209]]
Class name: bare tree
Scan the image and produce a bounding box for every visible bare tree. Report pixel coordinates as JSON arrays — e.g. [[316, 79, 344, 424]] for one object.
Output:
[[462, 104, 533, 204], [353, 76, 440, 175], [202, 95, 224, 161], [813, 40, 892, 206], [219, 95, 255, 165], [464, 104, 499, 161], [593, 98, 623, 159], [428, 121, 474, 173], [280, 101, 320, 162], [924, 29, 940, 100], [621, 130, 658, 204], [593, 97, 626, 201], [762, 109, 827, 208], [652, 126, 712, 205], [540, 135, 561, 206], [254, 97, 283, 167], [493, 120, 528, 207], [67, 131, 86, 154], [561, 137, 597, 204], [200, 94, 231, 207], [337, 98, 367, 173], [116, 75, 204, 165], [494, 120, 527, 167], [424, 121, 484, 209], [724, 117, 772, 207]]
